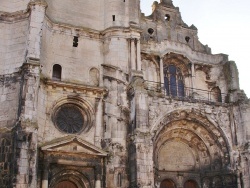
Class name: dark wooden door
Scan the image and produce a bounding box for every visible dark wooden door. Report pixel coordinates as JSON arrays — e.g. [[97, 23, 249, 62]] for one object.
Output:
[[55, 181, 78, 188], [160, 179, 176, 188], [184, 180, 198, 188]]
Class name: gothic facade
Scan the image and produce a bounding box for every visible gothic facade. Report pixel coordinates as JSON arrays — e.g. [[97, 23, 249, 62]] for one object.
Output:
[[0, 0, 249, 188]]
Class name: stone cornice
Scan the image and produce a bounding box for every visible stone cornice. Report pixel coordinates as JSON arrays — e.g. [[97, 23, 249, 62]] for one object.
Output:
[[141, 40, 228, 65], [0, 10, 30, 22], [28, 0, 48, 8], [101, 26, 142, 36], [42, 79, 108, 98], [44, 16, 101, 40]]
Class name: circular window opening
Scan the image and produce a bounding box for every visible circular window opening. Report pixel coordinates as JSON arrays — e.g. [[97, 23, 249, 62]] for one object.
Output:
[[54, 104, 85, 134], [165, 14, 170, 21], [148, 28, 154, 35]]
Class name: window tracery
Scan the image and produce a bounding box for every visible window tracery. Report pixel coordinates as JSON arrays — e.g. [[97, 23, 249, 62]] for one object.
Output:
[[164, 64, 185, 97]]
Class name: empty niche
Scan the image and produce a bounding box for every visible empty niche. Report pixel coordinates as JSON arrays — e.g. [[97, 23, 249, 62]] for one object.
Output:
[[211, 87, 222, 102], [52, 64, 62, 80], [89, 68, 100, 86]]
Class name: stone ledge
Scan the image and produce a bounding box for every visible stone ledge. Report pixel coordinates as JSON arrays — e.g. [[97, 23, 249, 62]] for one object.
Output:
[[42, 79, 108, 98]]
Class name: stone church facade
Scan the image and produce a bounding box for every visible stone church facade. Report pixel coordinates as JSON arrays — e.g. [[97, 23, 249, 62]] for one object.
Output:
[[0, 0, 249, 187]]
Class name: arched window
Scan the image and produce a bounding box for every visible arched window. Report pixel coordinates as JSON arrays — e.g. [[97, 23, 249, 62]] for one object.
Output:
[[117, 173, 122, 187], [160, 179, 176, 188], [164, 65, 185, 97], [52, 64, 62, 80]]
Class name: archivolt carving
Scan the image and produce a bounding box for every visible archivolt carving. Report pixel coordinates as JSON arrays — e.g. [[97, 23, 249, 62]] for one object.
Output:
[[49, 169, 91, 188], [162, 53, 191, 76], [153, 109, 231, 172]]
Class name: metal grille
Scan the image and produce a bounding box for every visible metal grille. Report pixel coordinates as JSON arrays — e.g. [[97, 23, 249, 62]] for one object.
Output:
[[144, 80, 228, 103]]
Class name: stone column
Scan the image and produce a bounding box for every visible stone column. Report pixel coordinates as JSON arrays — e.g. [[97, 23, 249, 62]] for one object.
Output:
[[136, 39, 141, 71], [242, 153, 250, 188], [95, 98, 103, 147], [41, 160, 49, 188], [160, 57, 164, 85], [131, 39, 136, 70], [191, 63, 195, 97], [95, 178, 101, 188]]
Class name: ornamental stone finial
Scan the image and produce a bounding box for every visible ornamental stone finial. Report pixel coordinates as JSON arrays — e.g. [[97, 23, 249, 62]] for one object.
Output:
[[160, 0, 174, 6]]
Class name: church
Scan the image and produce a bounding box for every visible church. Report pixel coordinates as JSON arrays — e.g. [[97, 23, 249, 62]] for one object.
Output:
[[0, 0, 249, 187]]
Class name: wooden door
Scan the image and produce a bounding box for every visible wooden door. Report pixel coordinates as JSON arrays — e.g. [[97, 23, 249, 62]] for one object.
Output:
[[184, 180, 198, 188], [55, 181, 78, 188], [160, 179, 176, 188]]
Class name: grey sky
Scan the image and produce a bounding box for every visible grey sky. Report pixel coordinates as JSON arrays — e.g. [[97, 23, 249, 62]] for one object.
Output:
[[141, 0, 250, 98]]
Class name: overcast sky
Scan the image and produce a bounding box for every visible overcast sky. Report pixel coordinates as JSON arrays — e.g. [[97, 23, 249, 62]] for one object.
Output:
[[141, 0, 250, 98]]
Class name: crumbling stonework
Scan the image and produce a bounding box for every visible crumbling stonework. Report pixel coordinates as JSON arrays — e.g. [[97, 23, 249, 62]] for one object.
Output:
[[0, 0, 249, 187]]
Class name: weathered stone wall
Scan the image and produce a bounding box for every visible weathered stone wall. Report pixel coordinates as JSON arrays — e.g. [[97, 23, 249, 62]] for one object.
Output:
[[37, 84, 99, 145], [0, 73, 21, 129], [0, 0, 30, 13], [0, 131, 14, 188], [0, 19, 29, 75], [40, 18, 103, 85], [45, 0, 104, 30]]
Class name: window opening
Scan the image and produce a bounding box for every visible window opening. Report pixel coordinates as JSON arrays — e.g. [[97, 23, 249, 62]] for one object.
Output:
[[118, 173, 122, 187], [164, 65, 185, 97], [73, 36, 78, 47], [52, 64, 62, 80], [185, 36, 190, 43], [113, 15, 115, 21], [148, 28, 154, 35], [165, 14, 170, 21]]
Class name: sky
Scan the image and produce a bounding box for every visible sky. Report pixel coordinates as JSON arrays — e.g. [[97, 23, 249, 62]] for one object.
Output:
[[141, 0, 250, 98]]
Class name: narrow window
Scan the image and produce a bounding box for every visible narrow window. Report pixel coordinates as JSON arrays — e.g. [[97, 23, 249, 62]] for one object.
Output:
[[52, 64, 62, 80], [118, 173, 122, 187], [73, 36, 78, 47], [113, 15, 116, 21]]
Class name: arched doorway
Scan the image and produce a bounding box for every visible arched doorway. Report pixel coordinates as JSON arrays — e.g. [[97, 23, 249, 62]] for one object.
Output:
[[184, 180, 198, 188], [55, 181, 78, 188], [160, 179, 176, 188]]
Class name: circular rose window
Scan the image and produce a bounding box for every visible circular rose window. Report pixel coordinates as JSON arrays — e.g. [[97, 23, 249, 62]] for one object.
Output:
[[54, 104, 85, 134]]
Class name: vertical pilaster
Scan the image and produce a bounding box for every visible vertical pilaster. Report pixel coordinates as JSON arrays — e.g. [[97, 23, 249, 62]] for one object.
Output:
[[191, 62, 195, 96], [160, 57, 164, 85], [41, 160, 49, 188], [136, 39, 141, 71], [27, 1, 47, 59], [95, 99, 103, 147], [134, 134, 154, 188], [131, 39, 136, 70]]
